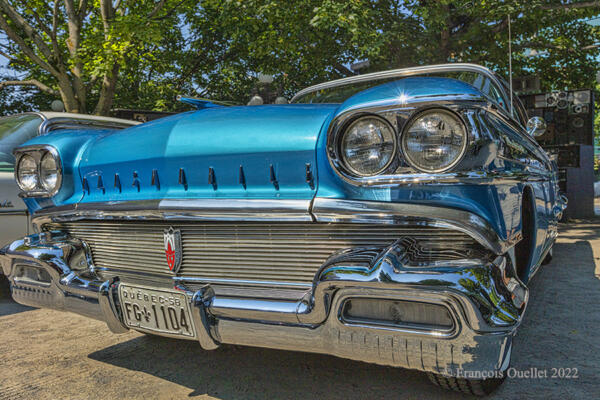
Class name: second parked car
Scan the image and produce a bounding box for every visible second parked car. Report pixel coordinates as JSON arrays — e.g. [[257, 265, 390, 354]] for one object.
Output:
[[0, 112, 138, 248]]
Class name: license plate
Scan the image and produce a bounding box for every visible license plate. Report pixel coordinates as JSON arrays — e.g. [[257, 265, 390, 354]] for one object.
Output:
[[118, 284, 196, 338]]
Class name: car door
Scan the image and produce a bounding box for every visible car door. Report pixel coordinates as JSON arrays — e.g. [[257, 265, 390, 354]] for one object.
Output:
[[0, 114, 43, 248]]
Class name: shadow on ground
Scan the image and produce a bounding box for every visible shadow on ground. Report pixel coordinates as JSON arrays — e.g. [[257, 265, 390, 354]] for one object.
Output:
[[0, 300, 35, 317], [88, 336, 470, 400]]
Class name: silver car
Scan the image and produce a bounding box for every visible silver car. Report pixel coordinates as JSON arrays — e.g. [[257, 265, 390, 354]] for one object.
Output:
[[0, 112, 138, 248]]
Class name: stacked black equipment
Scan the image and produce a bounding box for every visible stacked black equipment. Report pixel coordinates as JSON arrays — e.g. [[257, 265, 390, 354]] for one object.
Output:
[[519, 89, 595, 219]]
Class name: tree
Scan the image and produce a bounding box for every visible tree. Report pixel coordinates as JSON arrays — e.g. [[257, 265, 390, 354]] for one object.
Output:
[[310, 0, 600, 91], [0, 0, 189, 115], [182, 0, 363, 103]]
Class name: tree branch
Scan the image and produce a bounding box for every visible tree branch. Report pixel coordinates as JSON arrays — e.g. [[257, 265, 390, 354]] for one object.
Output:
[[150, 0, 188, 21], [0, 14, 60, 77], [541, 1, 600, 10], [334, 62, 356, 77], [0, 0, 56, 62], [147, 0, 167, 19], [0, 79, 58, 95], [519, 41, 600, 53]]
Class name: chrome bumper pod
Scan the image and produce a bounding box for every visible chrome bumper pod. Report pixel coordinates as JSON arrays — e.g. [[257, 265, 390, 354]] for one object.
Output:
[[0, 231, 528, 376]]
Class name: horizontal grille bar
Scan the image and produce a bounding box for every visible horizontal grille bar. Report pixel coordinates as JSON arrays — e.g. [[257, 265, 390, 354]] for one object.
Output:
[[45, 221, 478, 286]]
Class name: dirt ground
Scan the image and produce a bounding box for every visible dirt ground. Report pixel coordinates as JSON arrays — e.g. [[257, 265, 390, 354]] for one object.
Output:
[[1, 221, 599, 400]]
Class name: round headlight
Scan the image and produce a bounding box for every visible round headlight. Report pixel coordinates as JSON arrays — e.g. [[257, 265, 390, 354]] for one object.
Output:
[[40, 152, 59, 191], [340, 116, 396, 176], [401, 109, 467, 173], [17, 154, 38, 191]]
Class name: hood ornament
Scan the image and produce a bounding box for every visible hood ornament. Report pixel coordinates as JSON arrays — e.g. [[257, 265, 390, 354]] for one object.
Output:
[[163, 227, 182, 274]]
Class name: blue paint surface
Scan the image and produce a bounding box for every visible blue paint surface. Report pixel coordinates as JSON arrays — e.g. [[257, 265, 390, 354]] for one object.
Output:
[[17, 76, 560, 275]]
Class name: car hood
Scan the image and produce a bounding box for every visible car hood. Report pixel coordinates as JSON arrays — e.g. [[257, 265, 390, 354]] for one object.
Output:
[[78, 104, 339, 204]]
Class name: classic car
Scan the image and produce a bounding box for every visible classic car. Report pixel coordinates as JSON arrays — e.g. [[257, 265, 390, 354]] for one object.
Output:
[[0, 64, 566, 395], [0, 112, 138, 249]]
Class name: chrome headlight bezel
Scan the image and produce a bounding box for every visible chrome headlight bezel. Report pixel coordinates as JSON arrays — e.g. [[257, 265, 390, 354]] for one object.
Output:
[[326, 105, 476, 186], [400, 108, 469, 173], [14, 145, 63, 197]]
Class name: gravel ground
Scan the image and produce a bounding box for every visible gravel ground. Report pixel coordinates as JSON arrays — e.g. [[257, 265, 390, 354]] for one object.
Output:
[[1, 221, 599, 399]]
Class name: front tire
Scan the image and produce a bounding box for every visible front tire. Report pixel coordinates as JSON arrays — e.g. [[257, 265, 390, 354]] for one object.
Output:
[[0, 274, 10, 299], [426, 372, 505, 396], [541, 247, 553, 265]]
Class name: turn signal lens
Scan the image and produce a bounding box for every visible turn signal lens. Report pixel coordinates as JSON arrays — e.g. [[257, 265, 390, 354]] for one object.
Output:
[[40, 152, 59, 191], [16, 154, 38, 191]]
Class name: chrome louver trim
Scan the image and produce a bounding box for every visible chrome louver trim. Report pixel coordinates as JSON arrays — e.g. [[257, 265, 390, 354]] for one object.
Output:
[[44, 221, 481, 287]]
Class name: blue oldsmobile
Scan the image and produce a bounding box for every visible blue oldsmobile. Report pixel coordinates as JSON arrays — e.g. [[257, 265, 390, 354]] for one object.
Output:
[[0, 64, 565, 395]]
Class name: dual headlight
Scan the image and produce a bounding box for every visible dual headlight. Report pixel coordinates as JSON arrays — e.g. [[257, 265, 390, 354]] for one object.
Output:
[[15, 147, 62, 196], [338, 109, 468, 176]]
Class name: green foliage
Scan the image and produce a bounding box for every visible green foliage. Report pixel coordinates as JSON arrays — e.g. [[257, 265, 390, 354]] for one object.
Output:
[[0, 0, 190, 114], [0, 0, 599, 112], [180, 1, 599, 104]]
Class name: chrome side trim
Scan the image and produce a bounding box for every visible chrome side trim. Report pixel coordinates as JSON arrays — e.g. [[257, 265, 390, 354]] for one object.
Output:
[[0, 210, 27, 216], [323, 170, 546, 187], [312, 198, 508, 254]]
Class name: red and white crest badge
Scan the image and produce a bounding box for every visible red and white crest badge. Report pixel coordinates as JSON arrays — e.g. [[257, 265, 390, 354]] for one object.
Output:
[[163, 227, 182, 274]]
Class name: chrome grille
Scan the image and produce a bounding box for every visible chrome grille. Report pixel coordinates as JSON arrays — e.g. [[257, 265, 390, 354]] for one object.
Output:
[[45, 221, 478, 286]]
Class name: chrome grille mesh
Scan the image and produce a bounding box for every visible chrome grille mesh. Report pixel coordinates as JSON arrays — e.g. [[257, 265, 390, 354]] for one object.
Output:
[[45, 221, 477, 285]]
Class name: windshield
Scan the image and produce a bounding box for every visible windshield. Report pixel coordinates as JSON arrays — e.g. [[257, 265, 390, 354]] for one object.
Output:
[[294, 71, 508, 107], [292, 69, 527, 126], [0, 114, 42, 171]]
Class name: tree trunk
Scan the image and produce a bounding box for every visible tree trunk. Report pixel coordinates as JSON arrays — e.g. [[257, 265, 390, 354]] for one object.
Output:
[[94, 63, 119, 116], [56, 75, 81, 113]]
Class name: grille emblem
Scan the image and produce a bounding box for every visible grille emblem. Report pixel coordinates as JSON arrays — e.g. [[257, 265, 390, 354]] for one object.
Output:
[[163, 227, 182, 274]]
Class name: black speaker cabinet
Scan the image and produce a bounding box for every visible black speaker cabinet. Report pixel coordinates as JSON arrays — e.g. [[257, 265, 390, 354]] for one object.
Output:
[[561, 145, 595, 219], [520, 89, 595, 146]]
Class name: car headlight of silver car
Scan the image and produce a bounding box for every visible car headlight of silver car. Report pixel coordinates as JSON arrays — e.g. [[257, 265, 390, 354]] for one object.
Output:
[[40, 151, 59, 191], [401, 109, 468, 173], [15, 146, 62, 197], [339, 116, 396, 176], [16, 154, 38, 191]]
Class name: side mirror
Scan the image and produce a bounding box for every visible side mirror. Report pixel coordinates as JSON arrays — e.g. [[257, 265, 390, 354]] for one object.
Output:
[[526, 116, 546, 137]]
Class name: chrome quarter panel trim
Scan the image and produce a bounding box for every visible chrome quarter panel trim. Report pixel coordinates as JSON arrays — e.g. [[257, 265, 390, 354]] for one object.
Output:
[[312, 198, 506, 254]]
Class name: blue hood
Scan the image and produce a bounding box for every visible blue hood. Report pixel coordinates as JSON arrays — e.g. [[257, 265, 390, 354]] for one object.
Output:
[[78, 104, 338, 203]]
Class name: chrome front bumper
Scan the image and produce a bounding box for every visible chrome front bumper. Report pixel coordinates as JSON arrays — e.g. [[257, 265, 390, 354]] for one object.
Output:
[[0, 231, 527, 377]]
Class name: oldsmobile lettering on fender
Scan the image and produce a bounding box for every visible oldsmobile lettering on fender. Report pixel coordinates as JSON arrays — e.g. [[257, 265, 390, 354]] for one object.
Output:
[[0, 64, 566, 396]]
